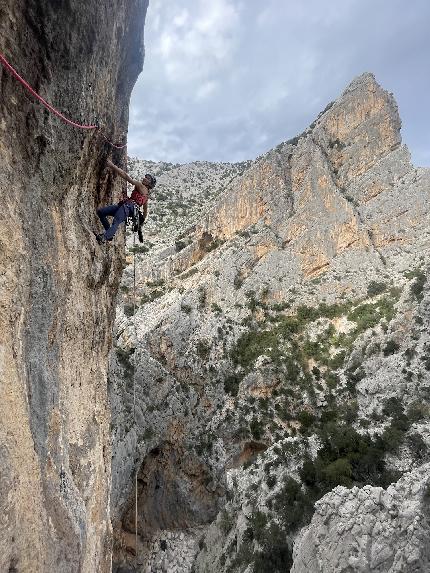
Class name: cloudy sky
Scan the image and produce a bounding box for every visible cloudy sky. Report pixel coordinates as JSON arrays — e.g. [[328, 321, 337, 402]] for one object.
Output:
[[128, 0, 429, 166]]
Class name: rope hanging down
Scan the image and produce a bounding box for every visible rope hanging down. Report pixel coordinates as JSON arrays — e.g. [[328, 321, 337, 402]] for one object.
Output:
[[0, 52, 127, 149], [132, 229, 139, 559]]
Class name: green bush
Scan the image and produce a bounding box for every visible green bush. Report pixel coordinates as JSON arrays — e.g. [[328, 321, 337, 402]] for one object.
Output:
[[347, 303, 380, 332], [219, 510, 234, 535], [382, 397, 404, 417], [276, 316, 301, 336], [198, 288, 207, 309], [253, 522, 293, 572], [181, 267, 198, 279], [275, 400, 293, 422], [223, 373, 242, 397], [347, 296, 397, 336], [266, 474, 277, 489], [141, 289, 164, 304], [129, 244, 150, 254], [367, 281, 387, 297], [231, 329, 279, 369], [383, 340, 400, 356], [142, 427, 154, 440], [181, 303, 192, 314], [320, 409, 338, 425], [250, 417, 264, 440], [300, 458, 317, 486], [270, 301, 291, 312], [234, 519, 293, 573], [303, 422, 393, 491], [312, 366, 321, 380], [196, 339, 211, 360], [296, 305, 318, 322], [116, 347, 135, 381], [297, 410, 316, 430], [329, 350, 346, 369], [247, 510, 267, 538], [175, 239, 188, 252], [124, 303, 135, 317], [379, 424, 405, 453], [211, 303, 222, 314], [408, 270, 426, 302], [407, 401, 429, 422], [272, 477, 314, 531], [325, 372, 340, 389], [407, 433, 428, 461], [321, 458, 352, 487], [195, 432, 215, 456], [147, 279, 165, 288], [233, 273, 244, 289]]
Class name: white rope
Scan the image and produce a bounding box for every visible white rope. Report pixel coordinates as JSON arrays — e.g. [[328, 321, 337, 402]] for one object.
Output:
[[132, 228, 138, 560]]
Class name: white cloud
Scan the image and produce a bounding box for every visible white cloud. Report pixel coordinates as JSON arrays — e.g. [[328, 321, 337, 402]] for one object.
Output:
[[172, 9, 189, 29], [196, 80, 219, 100], [130, 0, 430, 166], [149, 0, 241, 84]]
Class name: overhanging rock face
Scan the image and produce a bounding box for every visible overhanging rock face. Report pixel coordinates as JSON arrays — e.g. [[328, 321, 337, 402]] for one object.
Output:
[[0, 1, 148, 571]]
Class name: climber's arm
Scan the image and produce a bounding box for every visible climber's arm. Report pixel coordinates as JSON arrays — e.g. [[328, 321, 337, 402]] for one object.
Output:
[[141, 202, 148, 222], [106, 159, 139, 186]]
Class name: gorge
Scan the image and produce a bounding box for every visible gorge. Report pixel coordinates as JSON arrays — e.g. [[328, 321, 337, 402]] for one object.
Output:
[[112, 74, 430, 572]]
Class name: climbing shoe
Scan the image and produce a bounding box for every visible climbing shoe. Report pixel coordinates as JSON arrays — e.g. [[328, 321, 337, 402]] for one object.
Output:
[[96, 233, 106, 245]]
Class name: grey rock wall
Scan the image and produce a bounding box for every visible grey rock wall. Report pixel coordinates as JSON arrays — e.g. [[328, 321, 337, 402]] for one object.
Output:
[[0, 2, 148, 571], [291, 463, 430, 573]]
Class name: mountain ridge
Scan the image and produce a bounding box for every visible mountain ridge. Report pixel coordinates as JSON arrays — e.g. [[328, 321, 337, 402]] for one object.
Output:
[[111, 73, 430, 572]]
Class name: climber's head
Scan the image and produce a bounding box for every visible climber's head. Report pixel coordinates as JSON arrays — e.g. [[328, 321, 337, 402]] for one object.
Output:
[[142, 173, 156, 190]]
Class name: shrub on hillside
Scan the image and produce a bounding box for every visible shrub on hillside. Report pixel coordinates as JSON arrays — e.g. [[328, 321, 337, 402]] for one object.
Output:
[[367, 281, 387, 297], [383, 339, 400, 356]]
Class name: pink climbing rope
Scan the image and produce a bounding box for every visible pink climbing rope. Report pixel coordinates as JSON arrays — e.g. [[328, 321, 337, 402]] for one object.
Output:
[[0, 52, 127, 148]]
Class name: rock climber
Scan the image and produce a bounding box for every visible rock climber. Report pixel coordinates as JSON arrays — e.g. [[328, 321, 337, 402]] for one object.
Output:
[[96, 159, 156, 244]]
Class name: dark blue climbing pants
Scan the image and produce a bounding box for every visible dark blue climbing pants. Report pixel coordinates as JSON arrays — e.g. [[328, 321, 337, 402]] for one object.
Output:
[[97, 202, 133, 240]]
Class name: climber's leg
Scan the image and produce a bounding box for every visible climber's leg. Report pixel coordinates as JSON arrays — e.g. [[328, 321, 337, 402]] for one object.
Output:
[[104, 204, 130, 241], [97, 204, 120, 231]]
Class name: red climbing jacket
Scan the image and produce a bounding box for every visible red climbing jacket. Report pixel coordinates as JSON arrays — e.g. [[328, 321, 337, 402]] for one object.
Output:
[[130, 187, 148, 207], [122, 187, 148, 207]]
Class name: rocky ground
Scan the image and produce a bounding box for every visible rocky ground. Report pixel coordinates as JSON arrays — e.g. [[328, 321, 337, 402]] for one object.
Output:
[[110, 74, 430, 573]]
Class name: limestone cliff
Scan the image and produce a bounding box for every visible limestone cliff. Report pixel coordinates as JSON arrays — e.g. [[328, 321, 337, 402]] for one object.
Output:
[[0, 2, 147, 571], [112, 74, 430, 572], [291, 462, 430, 572]]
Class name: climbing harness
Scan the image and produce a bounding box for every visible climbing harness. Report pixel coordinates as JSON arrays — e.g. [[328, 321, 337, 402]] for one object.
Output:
[[125, 202, 140, 230], [124, 201, 145, 243], [0, 52, 127, 149]]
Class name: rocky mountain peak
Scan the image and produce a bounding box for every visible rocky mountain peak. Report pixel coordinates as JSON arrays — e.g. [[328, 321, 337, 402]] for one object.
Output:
[[312, 72, 401, 186]]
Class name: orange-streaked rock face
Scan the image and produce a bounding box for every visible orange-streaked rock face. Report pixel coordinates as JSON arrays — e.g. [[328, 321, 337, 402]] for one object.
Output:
[[0, 2, 148, 572], [134, 74, 417, 289]]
